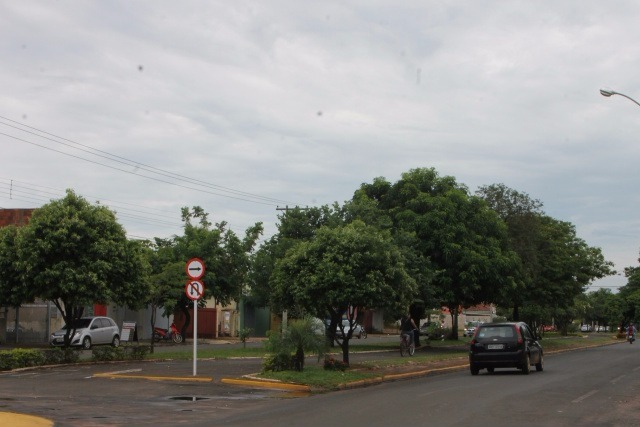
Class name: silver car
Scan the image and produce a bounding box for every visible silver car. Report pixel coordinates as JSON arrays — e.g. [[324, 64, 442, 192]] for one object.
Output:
[[50, 316, 120, 349], [335, 320, 367, 339]]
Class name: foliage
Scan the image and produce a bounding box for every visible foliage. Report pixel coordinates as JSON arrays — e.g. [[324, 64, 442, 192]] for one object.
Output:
[[271, 221, 415, 364], [249, 205, 346, 311], [618, 256, 640, 325], [0, 225, 32, 308], [478, 184, 615, 330], [238, 327, 253, 348], [323, 355, 348, 371], [15, 190, 150, 347], [41, 347, 81, 365], [263, 352, 295, 372], [263, 317, 327, 372], [161, 206, 263, 339], [353, 168, 519, 338], [91, 345, 150, 361], [0, 348, 45, 370]]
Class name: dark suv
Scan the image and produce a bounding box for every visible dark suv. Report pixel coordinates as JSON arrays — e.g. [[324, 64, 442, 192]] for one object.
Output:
[[469, 322, 543, 375]]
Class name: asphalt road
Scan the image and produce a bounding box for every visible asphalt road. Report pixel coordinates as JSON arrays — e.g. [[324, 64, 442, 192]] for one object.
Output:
[[1, 338, 635, 426], [219, 342, 640, 427]]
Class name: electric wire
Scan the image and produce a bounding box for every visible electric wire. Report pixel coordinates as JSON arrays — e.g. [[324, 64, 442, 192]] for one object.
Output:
[[0, 179, 266, 238], [0, 115, 301, 206]]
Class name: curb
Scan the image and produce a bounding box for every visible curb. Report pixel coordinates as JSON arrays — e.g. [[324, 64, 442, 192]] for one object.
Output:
[[221, 377, 311, 392]]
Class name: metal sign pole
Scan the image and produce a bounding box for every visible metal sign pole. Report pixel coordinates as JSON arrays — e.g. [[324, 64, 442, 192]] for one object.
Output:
[[193, 301, 198, 376]]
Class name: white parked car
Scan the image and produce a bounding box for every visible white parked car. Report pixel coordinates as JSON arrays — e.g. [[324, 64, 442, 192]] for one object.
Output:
[[335, 319, 367, 339], [50, 316, 120, 349]]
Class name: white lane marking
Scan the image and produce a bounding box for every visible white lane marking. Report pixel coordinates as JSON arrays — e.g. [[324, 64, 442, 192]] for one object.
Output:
[[572, 390, 599, 403], [610, 374, 626, 384], [633, 366, 640, 372], [89, 368, 143, 378]]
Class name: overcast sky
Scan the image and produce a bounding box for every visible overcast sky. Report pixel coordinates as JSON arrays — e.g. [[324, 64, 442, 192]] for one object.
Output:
[[2, 1, 639, 292]]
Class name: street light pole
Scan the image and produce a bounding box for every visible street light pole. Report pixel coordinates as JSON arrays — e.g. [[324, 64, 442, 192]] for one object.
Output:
[[600, 88, 640, 108]]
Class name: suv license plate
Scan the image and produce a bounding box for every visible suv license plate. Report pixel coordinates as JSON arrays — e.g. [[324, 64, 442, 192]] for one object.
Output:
[[487, 344, 504, 350]]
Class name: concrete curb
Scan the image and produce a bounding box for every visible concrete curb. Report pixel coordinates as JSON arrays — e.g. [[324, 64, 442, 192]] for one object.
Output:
[[221, 377, 311, 392], [93, 372, 214, 382]]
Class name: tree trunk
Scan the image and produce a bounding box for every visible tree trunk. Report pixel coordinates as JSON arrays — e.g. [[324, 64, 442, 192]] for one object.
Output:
[[149, 304, 157, 354], [180, 304, 191, 343], [341, 338, 350, 366], [452, 310, 459, 340], [512, 304, 520, 321]]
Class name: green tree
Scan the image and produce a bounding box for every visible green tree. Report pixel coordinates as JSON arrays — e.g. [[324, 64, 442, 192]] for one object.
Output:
[[270, 221, 415, 365], [477, 184, 615, 331], [170, 207, 263, 339], [618, 255, 640, 326], [353, 168, 519, 338], [143, 238, 185, 353], [476, 183, 544, 320], [249, 205, 346, 312], [16, 190, 150, 347], [534, 216, 614, 334], [585, 288, 622, 331], [0, 225, 31, 308]]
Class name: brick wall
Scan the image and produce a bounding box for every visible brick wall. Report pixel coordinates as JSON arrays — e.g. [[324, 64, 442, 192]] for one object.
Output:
[[0, 208, 35, 227]]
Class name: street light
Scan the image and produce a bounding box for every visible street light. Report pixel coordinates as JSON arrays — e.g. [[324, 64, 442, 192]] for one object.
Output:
[[600, 88, 640, 108]]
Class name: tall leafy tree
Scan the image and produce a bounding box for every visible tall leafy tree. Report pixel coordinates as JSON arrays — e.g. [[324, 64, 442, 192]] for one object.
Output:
[[532, 216, 614, 333], [16, 190, 150, 347], [0, 225, 31, 309], [169, 207, 263, 338], [143, 238, 184, 353], [249, 205, 346, 312], [270, 221, 415, 364], [476, 183, 544, 320], [353, 168, 519, 338], [618, 255, 640, 326]]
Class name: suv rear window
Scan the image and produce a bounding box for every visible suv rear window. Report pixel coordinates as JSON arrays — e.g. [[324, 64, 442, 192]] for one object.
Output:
[[476, 325, 516, 340]]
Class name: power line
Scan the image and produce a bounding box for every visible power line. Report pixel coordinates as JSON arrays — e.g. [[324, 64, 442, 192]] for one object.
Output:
[[0, 115, 301, 206], [0, 178, 263, 238]]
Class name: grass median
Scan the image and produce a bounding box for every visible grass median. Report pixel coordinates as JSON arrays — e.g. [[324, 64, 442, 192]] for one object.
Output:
[[145, 333, 620, 391]]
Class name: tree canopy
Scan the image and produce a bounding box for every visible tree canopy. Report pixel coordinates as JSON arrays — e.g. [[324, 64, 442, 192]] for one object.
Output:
[[352, 168, 520, 338], [15, 190, 150, 346], [270, 220, 415, 364]]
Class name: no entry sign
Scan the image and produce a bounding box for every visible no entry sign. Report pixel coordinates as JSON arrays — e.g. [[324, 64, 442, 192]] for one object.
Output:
[[186, 258, 205, 280]]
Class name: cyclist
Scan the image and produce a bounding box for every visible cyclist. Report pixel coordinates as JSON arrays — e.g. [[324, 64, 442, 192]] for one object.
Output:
[[400, 312, 418, 348]]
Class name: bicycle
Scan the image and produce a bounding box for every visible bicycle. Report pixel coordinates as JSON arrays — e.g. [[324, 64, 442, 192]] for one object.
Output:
[[400, 331, 415, 356]]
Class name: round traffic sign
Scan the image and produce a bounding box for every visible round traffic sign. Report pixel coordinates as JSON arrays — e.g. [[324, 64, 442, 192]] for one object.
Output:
[[186, 258, 205, 280], [185, 280, 205, 301]]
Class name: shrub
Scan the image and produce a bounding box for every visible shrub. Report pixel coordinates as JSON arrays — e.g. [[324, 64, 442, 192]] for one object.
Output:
[[0, 349, 46, 370], [323, 356, 348, 371], [126, 345, 150, 360], [263, 353, 294, 372], [91, 345, 150, 362], [42, 348, 81, 365], [92, 346, 126, 362], [262, 317, 328, 372], [238, 327, 253, 349]]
